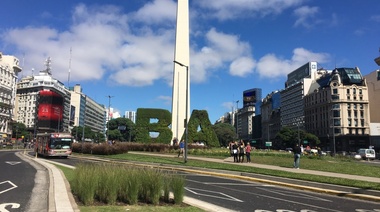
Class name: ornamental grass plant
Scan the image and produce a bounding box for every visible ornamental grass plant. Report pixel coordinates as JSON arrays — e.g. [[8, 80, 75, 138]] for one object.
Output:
[[70, 163, 185, 206]]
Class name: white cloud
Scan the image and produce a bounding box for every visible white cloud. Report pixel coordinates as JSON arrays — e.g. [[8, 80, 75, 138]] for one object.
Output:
[[370, 15, 380, 22], [222, 101, 234, 111], [256, 48, 330, 78], [132, 0, 177, 25], [229, 57, 255, 77], [1, 1, 331, 90], [3, 3, 176, 87], [293, 6, 319, 28], [190, 28, 255, 82], [195, 0, 304, 20]]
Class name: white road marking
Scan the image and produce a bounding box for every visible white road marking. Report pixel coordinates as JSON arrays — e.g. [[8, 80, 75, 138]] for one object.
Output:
[[0, 181, 17, 195], [185, 187, 243, 202], [0, 203, 20, 212], [5, 162, 21, 166]]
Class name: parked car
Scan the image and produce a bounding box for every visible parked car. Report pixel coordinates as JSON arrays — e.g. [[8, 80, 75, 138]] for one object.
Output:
[[357, 148, 376, 160], [285, 147, 293, 153]]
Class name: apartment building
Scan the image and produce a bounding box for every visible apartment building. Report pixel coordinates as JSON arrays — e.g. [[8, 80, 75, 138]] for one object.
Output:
[[363, 66, 380, 149], [0, 52, 22, 141], [15, 58, 71, 134], [304, 67, 370, 152]]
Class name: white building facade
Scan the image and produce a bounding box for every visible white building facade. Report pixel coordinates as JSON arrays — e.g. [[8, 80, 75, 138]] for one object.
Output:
[[0, 52, 22, 142]]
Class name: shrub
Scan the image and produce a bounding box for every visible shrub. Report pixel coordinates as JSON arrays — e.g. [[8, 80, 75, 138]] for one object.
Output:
[[171, 174, 185, 204]]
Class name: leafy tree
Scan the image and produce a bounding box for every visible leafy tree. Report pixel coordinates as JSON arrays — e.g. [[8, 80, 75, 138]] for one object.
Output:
[[108, 117, 136, 142], [70, 126, 96, 142], [212, 123, 237, 147], [11, 122, 29, 141], [276, 126, 320, 148]]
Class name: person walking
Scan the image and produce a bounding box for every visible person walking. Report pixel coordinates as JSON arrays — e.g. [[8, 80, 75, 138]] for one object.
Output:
[[178, 140, 185, 157], [293, 144, 302, 169], [245, 142, 252, 163]]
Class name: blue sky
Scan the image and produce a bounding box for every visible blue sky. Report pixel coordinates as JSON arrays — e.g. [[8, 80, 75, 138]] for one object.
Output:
[[1, 0, 379, 123]]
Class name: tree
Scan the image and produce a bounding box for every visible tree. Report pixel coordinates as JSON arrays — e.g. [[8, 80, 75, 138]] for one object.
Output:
[[277, 126, 320, 148], [11, 122, 28, 141], [108, 117, 136, 142], [70, 126, 95, 142], [212, 123, 237, 147]]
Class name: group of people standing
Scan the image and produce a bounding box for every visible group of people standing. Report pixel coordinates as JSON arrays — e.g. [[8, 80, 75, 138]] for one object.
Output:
[[229, 140, 252, 163]]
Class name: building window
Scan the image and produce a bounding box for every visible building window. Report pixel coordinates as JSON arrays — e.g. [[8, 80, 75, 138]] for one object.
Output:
[[347, 103, 351, 109], [332, 95, 339, 100], [353, 88, 356, 94], [347, 89, 350, 94], [359, 89, 362, 95], [377, 71, 380, 80], [333, 89, 338, 94], [348, 119, 351, 126]]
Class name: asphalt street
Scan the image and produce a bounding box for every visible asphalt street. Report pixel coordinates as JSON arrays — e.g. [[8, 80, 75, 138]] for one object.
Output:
[[0, 151, 48, 212]]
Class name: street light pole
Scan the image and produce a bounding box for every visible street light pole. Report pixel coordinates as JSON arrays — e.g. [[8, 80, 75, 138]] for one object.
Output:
[[173, 60, 189, 163], [297, 122, 300, 146], [236, 100, 239, 139], [106, 95, 114, 142]]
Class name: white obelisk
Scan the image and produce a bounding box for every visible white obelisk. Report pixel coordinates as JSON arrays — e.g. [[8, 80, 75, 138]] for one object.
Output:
[[171, 0, 190, 144]]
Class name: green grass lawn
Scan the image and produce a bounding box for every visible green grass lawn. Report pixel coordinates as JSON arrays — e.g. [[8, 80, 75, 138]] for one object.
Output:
[[99, 150, 380, 190], [58, 150, 380, 210]]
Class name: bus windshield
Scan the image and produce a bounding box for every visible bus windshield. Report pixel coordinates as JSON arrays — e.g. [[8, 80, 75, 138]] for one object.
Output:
[[49, 138, 72, 149]]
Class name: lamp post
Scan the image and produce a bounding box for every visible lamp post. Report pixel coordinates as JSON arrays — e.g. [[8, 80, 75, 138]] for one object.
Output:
[[236, 100, 239, 139], [331, 104, 338, 156], [106, 95, 114, 142], [268, 123, 273, 149], [173, 60, 189, 163], [297, 121, 300, 146]]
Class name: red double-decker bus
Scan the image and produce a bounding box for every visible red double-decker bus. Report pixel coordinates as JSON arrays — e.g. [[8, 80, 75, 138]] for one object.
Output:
[[34, 132, 73, 158]]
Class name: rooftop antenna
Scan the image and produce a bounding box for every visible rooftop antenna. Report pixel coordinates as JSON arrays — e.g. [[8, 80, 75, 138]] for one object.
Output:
[[67, 47, 72, 88], [43, 57, 52, 75]]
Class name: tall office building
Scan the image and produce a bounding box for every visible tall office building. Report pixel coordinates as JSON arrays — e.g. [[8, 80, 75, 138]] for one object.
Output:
[[261, 91, 281, 148], [171, 0, 190, 142], [280, 62, 321, 131], [0, 52, 22, 141], [237, 88, 261, 140], [125, 111, 136, 123], [69, 84, 106, 137]]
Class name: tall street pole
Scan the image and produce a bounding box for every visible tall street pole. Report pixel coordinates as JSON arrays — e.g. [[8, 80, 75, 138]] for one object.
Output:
[[236, 100, 239, 139], [174, 60, 189, 163], [106, 95, 114, 142]]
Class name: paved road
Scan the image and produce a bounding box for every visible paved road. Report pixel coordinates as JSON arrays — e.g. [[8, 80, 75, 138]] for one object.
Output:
[[0, 151, 48, 212], [39, 152, 380, 212], [185, 173, 380, 212]]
